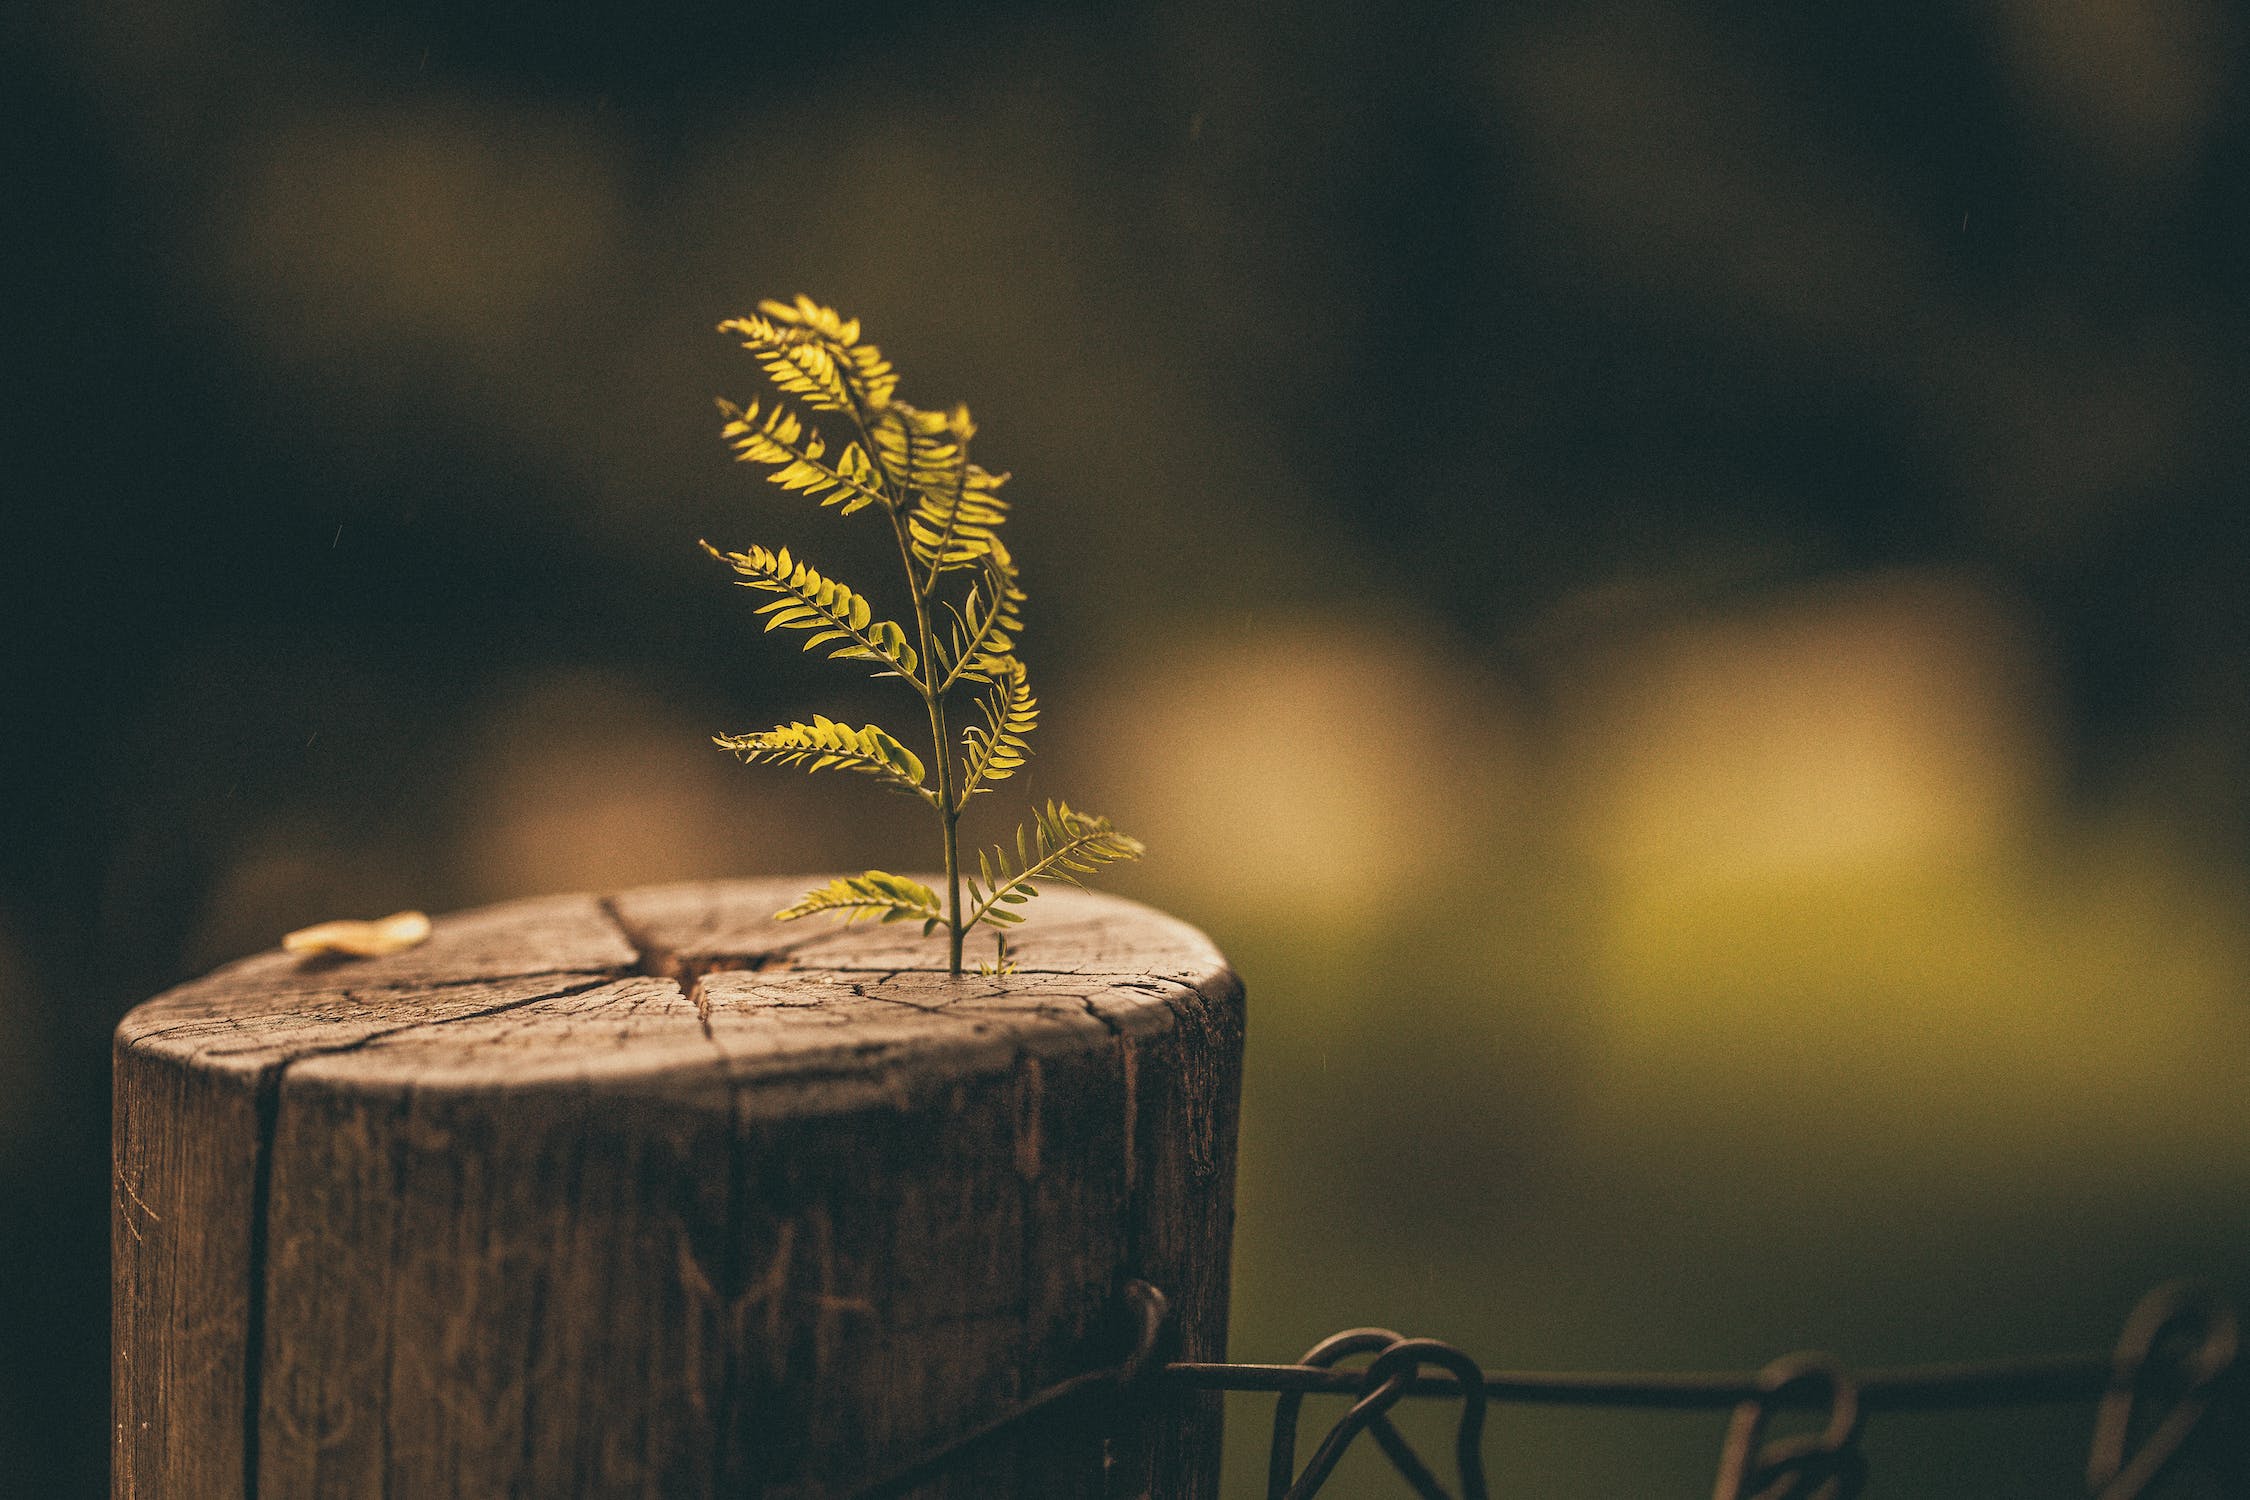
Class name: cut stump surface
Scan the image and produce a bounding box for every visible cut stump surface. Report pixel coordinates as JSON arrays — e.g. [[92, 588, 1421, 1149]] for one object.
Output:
[[113, 880, 1244, 1499]]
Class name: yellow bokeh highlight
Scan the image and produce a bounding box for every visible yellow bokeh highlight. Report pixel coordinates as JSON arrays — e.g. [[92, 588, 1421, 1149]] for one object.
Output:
[[1565, 570, 2051, 882], [1077, 611, 1519, 933], [1549, 571, 2250, 1202]]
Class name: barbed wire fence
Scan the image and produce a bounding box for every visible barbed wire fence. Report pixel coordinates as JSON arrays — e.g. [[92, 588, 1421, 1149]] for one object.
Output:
[[856, 1278, 2243, 1499]]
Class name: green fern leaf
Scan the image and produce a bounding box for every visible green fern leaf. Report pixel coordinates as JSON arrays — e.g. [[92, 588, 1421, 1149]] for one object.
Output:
[[715, 398, 890, 517], [965, 801, 1144, 928], [957, 657, 1037, 803], [909, 464, 1013, 577], [869, 402, 964, 494], [776, 870, 943, 929], [933, 550, 1028, 689], [867, 403, 1008, 576], [702, 541, 921, 683], [714, 716, 930, 801], [718, 297, 898, 414]]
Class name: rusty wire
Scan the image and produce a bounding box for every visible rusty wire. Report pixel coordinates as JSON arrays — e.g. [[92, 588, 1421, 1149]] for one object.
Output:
[[850, 1279, 2242, 1500]]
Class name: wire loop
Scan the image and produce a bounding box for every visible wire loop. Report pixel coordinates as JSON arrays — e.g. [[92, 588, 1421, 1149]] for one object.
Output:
[[2085, 1280, 2240, 1500], [1710, 1353, 1866, 1500], [1267, 1330, 1452, 1500], [847, 1278, 2238, 1499], [1267, 1333, 1491, 1500]]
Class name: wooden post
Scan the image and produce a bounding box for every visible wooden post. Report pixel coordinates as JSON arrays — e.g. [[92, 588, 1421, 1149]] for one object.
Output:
[[113, 880, 1244, 1498]]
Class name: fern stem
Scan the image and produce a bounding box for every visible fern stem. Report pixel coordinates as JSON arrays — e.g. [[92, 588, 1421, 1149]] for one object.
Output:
[[920, 670, 963, 974], [920, 451, 967, 599], [837, 387, 971, 976], [940, 740, 964, 974], [887, 504, 965, 975]]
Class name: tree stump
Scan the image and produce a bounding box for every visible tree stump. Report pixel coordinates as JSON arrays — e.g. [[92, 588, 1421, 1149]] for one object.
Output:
[[113, 880, 1245, 1498]]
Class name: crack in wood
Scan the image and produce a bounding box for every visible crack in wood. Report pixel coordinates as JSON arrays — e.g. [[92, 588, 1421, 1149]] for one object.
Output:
[[708, 1067, 751, 1489], [199, 976, 624, 1065], [597, 894, 824, 985], [241, 1064, 280, 1500], [233, 971, 628, 1498], [122, 968, 621, 1051]]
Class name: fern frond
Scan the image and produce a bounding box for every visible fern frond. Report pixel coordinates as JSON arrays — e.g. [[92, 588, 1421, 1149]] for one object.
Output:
[[776, 870, 943, 931], [715, 398, 889, 517], [869, 402, 965, 495], [965, 802, 1144, 928], [719, 297, 897, 414], [867, 403, 1008, 578], [702, 541, 920, 683], [957, 657, 1037, 805], [714, 716, 931, 803], [933, 549, 1028, 689], [757, 295, 900, 411], [909, 463, 1013, 578]]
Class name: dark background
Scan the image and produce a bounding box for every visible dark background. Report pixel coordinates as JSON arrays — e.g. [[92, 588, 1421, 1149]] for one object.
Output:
[[7, 0, 2250, 1493]]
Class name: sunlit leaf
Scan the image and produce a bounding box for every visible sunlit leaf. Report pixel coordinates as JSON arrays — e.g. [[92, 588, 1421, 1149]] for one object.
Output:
[[776, 871, 943, 927], [715, 717, 931, 802], [702, 541, 920, 683], [958, 656, 1037, 804], [964, 802, 1145, 928], [719, 297, 897, 414], [714, 397, 890, 516]]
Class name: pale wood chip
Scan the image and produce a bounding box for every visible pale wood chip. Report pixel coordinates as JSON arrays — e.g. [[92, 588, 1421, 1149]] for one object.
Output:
[[281, 910, 432, 959]]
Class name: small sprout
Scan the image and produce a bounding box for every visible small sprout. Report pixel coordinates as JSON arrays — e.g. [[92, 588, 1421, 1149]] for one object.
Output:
[[977, 931, 1019, 978], [708, 297, 1145, 974], [282, 910, 432, 959]]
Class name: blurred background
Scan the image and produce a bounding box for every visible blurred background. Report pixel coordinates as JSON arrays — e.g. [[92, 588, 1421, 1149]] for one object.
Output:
[[7, 0, 2250, 1493]]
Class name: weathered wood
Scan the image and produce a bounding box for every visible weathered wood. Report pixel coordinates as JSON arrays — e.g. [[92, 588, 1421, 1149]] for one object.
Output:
[[114, 882, 1245, 1498]]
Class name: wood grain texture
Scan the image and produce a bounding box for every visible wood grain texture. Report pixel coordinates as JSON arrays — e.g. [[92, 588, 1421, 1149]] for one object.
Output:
[[114, 881, 1244, 1499]]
